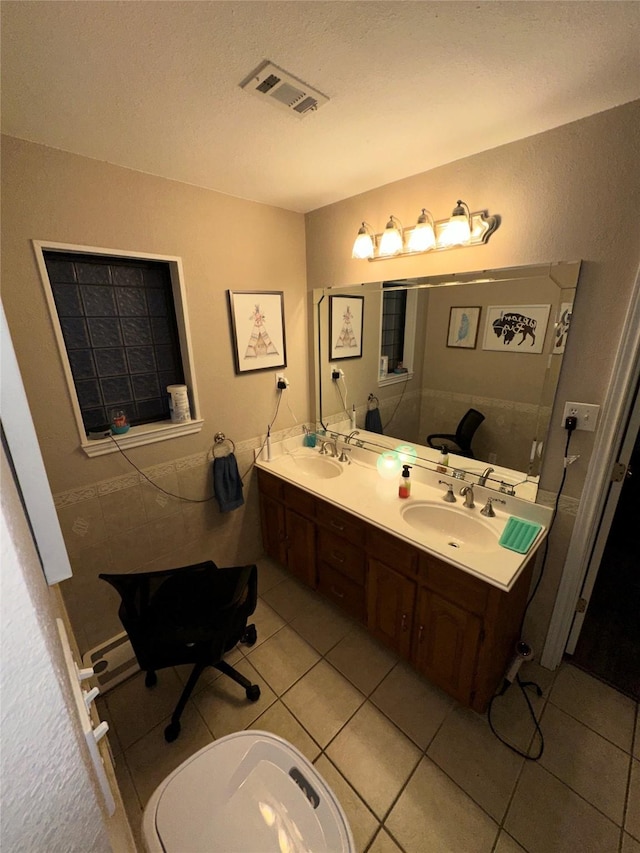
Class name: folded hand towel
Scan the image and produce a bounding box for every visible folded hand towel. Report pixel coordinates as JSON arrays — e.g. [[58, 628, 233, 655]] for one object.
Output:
[[213, 453, 244, 513], [365, 407, 384, 434]]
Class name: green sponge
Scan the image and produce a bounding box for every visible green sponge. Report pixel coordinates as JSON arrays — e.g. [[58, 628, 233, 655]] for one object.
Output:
[[499, 516, 543, 554]]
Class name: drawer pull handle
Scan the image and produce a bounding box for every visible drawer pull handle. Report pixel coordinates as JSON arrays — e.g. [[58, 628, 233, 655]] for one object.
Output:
[[401, 613, 408, 632], [330, 521, 345, 532], [418, 625, 424, 643], [330, 585, 345, 599], [330, 550, 345, 564]]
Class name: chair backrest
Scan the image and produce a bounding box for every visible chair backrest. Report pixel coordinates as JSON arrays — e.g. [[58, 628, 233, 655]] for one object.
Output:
[[455, 408, 485, 454], [99, 561, 257, 671]]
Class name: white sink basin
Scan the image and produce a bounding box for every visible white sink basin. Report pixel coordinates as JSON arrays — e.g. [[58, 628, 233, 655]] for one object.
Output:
[[283, 453, 343, 480], [400, 501, 499, 553]]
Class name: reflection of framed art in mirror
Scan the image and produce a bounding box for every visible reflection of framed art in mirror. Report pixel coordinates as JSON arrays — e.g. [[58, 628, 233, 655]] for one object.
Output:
[[447, 306, 481, 349], [330, 294, 364, 361]]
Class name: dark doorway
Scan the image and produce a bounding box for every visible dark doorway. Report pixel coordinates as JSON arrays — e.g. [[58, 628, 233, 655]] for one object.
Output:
[[570, 421, 640, 700]]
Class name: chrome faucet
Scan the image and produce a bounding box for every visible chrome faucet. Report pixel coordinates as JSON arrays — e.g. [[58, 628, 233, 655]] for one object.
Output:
[[480, 497, 506, 517], [460, 485, 475, 508], [319, 439, 338, 457], [478, 466, 495, 486], [438, 480, 457, 502], [345, 430, 360, 444]]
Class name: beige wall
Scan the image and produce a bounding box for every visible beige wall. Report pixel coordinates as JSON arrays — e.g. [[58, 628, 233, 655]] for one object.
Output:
[[1, 136, 309, 651], [306, 100, 640, 650]]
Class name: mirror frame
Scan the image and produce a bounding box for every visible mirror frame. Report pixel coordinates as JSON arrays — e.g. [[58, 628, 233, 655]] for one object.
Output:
[[313, 261, 581, 502]]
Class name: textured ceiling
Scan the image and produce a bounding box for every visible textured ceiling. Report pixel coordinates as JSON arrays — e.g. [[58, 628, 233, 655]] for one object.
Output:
[[1, 1, 639, 213]]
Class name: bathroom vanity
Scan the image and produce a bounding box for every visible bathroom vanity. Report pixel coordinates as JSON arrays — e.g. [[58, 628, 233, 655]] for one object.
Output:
[[256, 438, 549, 713]]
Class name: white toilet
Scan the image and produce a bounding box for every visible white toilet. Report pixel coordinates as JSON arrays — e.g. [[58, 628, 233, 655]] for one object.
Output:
[[142, 730, 355, 852]]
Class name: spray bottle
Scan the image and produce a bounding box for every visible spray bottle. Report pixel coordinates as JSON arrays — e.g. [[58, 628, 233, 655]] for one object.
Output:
[[399, 464, 412, 499]]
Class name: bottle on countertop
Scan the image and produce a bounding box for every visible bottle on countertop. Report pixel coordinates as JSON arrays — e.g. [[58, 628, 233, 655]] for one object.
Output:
[[436, 445, 449, 473], [399, 464, 412, 499]]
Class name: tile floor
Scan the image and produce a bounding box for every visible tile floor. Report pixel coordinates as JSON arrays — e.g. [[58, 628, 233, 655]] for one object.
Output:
[[98, 557, 640, 853]]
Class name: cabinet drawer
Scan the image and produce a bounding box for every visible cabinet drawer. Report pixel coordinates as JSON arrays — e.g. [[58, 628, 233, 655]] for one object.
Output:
[[317, 529, 365, 585], [257, 469, 284, 500], [317, 562, 366, 622], [419, 553, 489, 616], [316, 503, 365, 546], [366, 527, 418, 577], [283, 482, 316, 519]]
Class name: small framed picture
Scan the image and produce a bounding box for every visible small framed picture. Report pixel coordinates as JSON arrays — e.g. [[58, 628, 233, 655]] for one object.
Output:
[[447, 306, 481, 348], [227, 290, 286, 374], [330, 295, 364, 360], [482, 304, 551, 354]]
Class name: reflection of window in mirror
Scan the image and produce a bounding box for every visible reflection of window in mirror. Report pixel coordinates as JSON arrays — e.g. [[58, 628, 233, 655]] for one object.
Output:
[[379, 283, 417, 385]]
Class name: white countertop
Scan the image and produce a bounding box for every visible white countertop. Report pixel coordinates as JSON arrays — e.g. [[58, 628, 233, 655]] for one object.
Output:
[[256, 435, 553, 593]]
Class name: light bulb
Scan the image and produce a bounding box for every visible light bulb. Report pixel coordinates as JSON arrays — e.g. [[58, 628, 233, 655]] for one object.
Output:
[[395, 444, 417, 465], [407, 209, 436, 253], [378, 216, 404, 256], [377, 450, 401, 479], [352, 223, 374, 259], [439, 200, 471, 248]]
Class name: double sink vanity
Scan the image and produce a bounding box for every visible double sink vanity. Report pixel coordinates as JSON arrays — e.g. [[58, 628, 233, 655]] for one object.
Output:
[[256, 433, 552, 713]]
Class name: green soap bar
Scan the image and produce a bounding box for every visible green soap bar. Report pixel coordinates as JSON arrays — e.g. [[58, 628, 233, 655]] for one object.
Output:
[[499, 516, 543, 554]]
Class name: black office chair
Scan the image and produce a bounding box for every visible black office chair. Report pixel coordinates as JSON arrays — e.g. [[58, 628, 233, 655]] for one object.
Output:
[[99, 561, 260, 742], [427, 408, 485, 458]]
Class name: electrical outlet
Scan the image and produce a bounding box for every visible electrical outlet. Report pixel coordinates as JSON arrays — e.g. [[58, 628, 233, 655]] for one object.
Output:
[[275, 372, 289, 389], [330, 365, 344, 380], [561, 401, 600, 432]]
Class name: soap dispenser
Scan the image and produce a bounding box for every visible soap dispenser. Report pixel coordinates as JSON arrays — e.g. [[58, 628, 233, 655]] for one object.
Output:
[[399, 464, 412, 499], [436, 446, 449, 473]]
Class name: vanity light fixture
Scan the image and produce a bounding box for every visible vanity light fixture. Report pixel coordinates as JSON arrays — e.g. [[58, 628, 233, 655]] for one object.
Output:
[[352, 200, 499, 261], [439, 199, 472, 248], [351, 222, 376, 259], [407, 209, 436, 253], [378, 215, 405, 257]]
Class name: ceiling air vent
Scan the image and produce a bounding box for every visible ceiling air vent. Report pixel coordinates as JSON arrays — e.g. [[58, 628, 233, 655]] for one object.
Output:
[[240, 60, 329, 117]]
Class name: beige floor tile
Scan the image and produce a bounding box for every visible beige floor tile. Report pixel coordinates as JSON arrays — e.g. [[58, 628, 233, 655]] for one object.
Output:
[[282, 660, 365, 747], [371, 660, 454, 749], [550, 664, 636, 751], [289, 595, 354, 654], [369, 828, 404, 852], [519, 659, 558, 697], [326, 626, 397, 695], [173, 645, 244, 692], [494, 832, 527, 853], [504, 762, 620, 853], [385, 757, 498, 853], [485, 679, 546, 755], [245, 625, 320, 694], [326, 702, 421, 819], [193, 658, 277, 738], [627, 759, 640, 841], [125, 703, 214, 806], [112, 755, 144, 850], [314, 755, 379, 853], [427, 704, 524, 822], [540, 703, 630, 825], [623, 832, 640, 853], [106, 668, 188, 750], [249, 700, 321, 763], [256, 556, 288, 594], [240, 597, 285, 651], [261, 576, 318, 622]]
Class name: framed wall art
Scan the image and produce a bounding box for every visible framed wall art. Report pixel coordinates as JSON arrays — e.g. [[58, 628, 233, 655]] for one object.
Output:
[[482, 304, 551, 354], [227, 290, 286, 374], [447, 306, 481, 348], [330, 295, 364, 360], [553, 301, 573, 354]]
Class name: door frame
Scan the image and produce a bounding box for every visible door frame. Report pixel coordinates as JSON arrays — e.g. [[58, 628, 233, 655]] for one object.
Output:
[[541, 266, 640, 669]]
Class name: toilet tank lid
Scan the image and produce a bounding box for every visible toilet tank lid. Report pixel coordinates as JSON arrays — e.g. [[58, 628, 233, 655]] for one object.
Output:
[[146, 731, 354, 853]]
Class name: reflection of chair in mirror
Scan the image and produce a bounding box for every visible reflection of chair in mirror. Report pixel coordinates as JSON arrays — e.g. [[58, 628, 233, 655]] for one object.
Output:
[[427, 408, 485, 458], [99, 561, 260, 742]]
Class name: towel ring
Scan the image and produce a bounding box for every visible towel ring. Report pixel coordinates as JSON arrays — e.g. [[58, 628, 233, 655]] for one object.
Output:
[[367, 394, 380, 411], [212, 432, 236, 458]]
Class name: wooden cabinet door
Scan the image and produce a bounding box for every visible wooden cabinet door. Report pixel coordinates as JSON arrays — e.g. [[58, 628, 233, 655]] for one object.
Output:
[[259, 493, 286, 564], [285, 507, 316, 588], [413, 588, 482, 705], [367, 559, 416, 658]]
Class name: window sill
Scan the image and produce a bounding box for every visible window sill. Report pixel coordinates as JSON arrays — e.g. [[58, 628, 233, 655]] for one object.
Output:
[[378, 371, 414, 388], [81, 419, 204, 457]]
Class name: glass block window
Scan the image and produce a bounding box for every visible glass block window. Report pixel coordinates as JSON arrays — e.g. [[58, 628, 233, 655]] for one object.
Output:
[[381, 283, 407, 372], [43, 251, 185, 433]]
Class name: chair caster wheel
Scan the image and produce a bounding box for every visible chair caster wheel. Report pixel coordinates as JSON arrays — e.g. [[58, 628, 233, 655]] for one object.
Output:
[[241, 624, 257, 646], [145, 671, 157, 688], [164, 722, 181, 743], [246, 684, 260, 702]]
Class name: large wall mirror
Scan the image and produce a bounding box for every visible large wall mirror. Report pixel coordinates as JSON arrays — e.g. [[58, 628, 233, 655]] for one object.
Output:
[[313, 261, 581, 502]]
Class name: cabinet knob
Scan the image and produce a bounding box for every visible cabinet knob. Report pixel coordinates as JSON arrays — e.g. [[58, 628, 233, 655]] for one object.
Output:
[[330, 550, 345, 564], [330, 521, 345, 532], [330, 585, 345, 599], [401, 613, 408, 631], [418, 625, 424, 643]]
